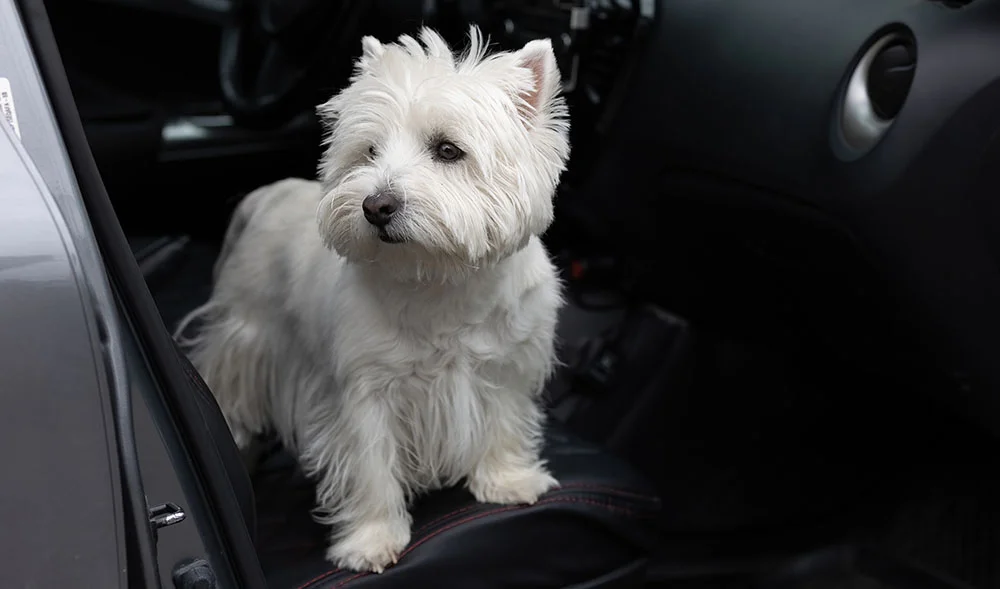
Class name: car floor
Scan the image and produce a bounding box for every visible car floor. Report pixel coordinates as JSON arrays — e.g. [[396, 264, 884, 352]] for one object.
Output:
[[130, 234, 1000, 589]]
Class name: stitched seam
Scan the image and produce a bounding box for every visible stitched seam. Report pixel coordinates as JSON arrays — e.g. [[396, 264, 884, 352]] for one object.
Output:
[[411, 483, 658, 536], [264, 491, 654, 556], [296, 569, 340, 589], [334, 573, 367, 588], [308, 497, 647, 588], [562, 484, 660, 503]]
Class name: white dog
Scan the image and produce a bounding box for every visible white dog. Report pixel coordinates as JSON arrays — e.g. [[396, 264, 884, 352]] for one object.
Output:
[[177, 26, 570, 573]]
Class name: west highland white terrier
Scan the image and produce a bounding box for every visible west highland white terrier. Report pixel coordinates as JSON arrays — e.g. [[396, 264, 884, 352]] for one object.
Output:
[[177, 26, 570, 573]]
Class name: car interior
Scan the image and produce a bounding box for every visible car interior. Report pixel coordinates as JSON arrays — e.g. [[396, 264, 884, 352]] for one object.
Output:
[[33, 0, 1000, 587]]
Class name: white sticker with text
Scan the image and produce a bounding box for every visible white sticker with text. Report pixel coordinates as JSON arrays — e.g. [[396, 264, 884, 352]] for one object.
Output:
[[0, 77, 22, 139]]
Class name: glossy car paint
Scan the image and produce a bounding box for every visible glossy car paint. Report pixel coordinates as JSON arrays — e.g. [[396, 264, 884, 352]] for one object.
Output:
[[0, 95, 127, 587], [0, 0, 130, 585], [1, 1, 244, 586]]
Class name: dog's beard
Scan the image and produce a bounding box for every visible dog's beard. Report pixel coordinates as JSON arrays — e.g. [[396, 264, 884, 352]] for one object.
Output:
[[318, 193, 476, 284], [317, 171, 539, 284]]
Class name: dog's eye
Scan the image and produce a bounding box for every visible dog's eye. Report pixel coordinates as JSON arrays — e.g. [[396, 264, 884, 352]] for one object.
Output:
[[367, 145, 377, 158], [434, 141, 464, 162]]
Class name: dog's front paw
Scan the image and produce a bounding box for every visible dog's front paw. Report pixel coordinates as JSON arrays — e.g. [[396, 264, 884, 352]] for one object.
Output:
[[326, 518, 411, 574], [468, 463, 559, 505]]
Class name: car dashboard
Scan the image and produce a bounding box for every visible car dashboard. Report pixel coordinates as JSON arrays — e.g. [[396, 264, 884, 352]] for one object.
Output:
[[565, 0, 1000, 435]]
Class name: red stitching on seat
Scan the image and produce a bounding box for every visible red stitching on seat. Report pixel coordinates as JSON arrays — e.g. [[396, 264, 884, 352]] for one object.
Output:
[[560, 484, 660, 502], [411, 504, 480, 535], [410, 482, 657, 536], [296, 568, 340, 589], [334, 573, 367, 587], [303, 497, 647, 588]]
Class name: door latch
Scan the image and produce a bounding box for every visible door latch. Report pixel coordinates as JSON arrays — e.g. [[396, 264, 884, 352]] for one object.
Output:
[[149, 502, 187, 531]]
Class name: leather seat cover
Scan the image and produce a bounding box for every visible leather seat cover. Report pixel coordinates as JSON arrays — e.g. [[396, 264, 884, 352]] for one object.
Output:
[[253, 423, 660, 588]]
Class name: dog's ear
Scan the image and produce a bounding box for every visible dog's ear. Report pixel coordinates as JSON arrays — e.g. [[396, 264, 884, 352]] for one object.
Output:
[[316, 36, 384, 125], [358, 36, 386, 73], [513, 39, 561, 122]]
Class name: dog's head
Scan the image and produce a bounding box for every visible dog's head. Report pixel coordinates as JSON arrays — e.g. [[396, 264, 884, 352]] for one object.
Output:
[[316, 26, 570, 282]]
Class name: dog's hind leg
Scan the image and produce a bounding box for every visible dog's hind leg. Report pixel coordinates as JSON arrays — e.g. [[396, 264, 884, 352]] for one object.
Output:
[[212, 178, 297, 281], [177, 303, 273, 450]]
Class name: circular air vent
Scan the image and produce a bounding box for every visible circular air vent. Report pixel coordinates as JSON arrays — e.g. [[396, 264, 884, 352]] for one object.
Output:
[[834, 30, 917, 159]]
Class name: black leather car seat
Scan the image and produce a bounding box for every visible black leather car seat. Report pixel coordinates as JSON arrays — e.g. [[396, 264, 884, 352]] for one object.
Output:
[[252, 423, 659, 588], [175, 301, 658, 589]]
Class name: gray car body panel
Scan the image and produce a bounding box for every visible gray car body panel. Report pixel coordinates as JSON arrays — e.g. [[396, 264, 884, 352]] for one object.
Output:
[[0, 108, 127, 587], [1, 0, 138, 585], [1, 2, 238, 586]]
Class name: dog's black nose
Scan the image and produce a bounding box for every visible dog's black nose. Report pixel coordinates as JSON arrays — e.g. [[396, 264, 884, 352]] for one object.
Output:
[[362, 192, 400, 227]]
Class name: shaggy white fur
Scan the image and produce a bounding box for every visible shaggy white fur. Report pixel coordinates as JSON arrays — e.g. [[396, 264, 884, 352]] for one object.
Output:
[[177, 26, 571, 573]]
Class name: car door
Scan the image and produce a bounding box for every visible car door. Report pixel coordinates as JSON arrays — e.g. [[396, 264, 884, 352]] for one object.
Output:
[[0, 54, 128, 589], [2, 0, 268, 586]]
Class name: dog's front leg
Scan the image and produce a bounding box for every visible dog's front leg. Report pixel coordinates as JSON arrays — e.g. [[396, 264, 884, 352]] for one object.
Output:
[[304, 393, 411, 574], [467, 394, 558, 505]]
